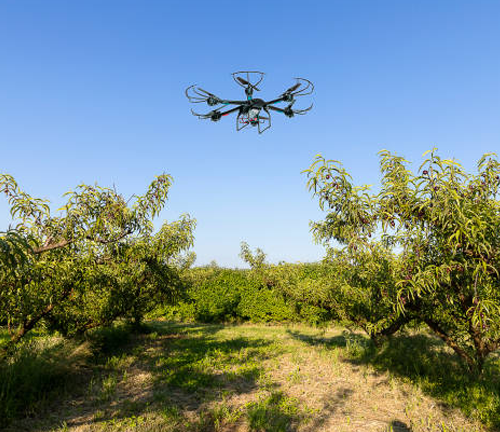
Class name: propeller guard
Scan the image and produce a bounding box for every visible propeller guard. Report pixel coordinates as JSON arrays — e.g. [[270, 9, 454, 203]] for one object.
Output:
[[232, 71, 265, 90]]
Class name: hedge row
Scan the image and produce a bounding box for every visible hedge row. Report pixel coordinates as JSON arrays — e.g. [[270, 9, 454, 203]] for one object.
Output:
[[161, 265, 335, 326]]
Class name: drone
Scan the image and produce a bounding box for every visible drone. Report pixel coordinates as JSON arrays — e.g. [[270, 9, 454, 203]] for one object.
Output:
[[185, 71, 314, 134]]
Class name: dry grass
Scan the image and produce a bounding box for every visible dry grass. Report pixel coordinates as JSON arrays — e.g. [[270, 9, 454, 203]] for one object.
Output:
[[261, 328, 482, 431]]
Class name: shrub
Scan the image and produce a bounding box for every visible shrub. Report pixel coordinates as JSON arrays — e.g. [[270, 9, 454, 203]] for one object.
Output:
[[237, 285, 295, 323], [165, 262, 335, 326], [190, 269, 247, 322]]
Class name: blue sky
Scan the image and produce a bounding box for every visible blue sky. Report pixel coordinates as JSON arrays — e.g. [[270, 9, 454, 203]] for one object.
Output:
[[1, 1, 499, 267]]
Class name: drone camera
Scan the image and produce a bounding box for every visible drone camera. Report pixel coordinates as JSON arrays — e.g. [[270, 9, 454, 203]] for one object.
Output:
[[248, 107, 260, 118]]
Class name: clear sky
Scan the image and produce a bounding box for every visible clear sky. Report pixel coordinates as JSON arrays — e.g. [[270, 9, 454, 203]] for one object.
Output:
[[1, 1, 499, 267]]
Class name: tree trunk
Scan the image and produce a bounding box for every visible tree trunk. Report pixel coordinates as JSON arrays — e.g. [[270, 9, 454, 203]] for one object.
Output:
[[423, 318, 480, 373], [371, 315, 410, 346], [0, 285, 72, 359]]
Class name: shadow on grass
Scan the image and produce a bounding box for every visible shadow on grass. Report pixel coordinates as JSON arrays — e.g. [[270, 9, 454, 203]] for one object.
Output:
[[79, 321, 354, 432], [237, 386, 356, 432], [0, 337, 79, 429], [17, 320, 289, 432], [299, 386, 354, 431], [246, 390, 310, 432], [389, 419, 412, 431], [0, 321, 145, 431], [147, 331, 272, 404], [286, 327, 500, 431]]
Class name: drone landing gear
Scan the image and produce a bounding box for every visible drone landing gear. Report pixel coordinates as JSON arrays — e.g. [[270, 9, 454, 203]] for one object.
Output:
[[236, 111, 271, 134], [259, 107, 271, 134], [236, 112, 251, 131]]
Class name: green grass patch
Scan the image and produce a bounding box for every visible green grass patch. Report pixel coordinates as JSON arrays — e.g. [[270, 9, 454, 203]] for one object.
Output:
[[148, 323, 276, 400], [246, 390, 313, 432]]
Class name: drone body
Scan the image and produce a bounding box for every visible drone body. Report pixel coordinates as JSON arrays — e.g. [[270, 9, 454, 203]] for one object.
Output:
[[185, 71, 314, 134]]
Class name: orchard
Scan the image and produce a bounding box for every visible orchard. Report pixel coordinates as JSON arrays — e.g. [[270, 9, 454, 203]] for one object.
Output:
[[1, 151, 500, 430]]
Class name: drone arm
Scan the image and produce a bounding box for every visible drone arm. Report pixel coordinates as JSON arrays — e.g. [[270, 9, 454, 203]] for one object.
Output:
[[267, 103, 313, 117], [220, 106, 240, 116], [220, 100, 248, 105], [267, 105, 287, 114], [264, 96, 287, 106], [191, 105, 240, 122]]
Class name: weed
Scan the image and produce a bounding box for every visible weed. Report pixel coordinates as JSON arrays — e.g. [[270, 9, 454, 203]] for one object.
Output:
[[287, 366, 302, 384], [246, 390, 311, 432], [98, 374, 118, 403]]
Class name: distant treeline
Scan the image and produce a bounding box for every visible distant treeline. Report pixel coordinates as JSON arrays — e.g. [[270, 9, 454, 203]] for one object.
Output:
[[160, 262, 338, 326]]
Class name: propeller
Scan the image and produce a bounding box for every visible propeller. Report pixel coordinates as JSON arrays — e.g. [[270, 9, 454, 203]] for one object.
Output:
[[196, 87, 216, 96], [236, 77, 260, 91], [285, 82, 301, 93], [282, 78, 314, 98]]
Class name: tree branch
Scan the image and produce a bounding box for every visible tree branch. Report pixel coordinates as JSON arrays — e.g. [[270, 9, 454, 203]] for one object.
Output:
[[33, 239, 73, 254], [32, 229, 132, 254]]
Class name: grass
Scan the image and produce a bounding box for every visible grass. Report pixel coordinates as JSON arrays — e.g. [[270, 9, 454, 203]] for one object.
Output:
[[286, 327, 500, 429], [0, 331, 86, 427], [0, 320, 497, 431]]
